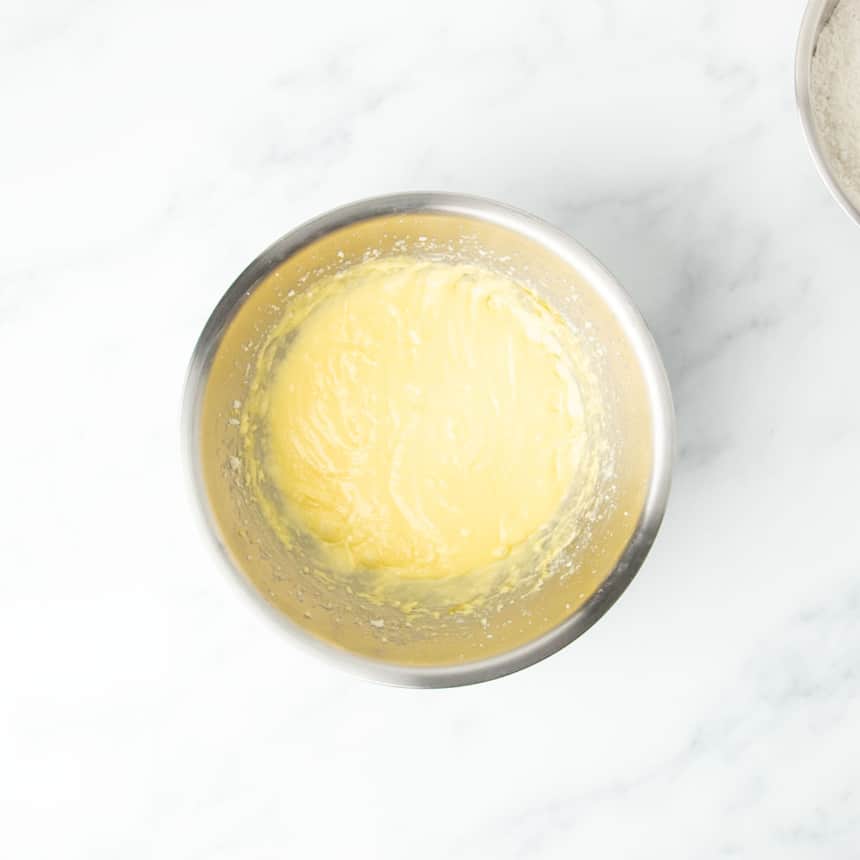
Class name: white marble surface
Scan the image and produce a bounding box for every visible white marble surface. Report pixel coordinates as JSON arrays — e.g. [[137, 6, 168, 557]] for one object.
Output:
[[3, 0, 860, 856]]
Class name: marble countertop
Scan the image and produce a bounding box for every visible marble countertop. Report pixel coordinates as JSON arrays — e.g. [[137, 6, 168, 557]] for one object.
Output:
[[3, 0, 859, 857]]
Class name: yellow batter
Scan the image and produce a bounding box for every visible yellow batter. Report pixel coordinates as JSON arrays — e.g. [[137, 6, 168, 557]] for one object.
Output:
[[255, 256, 587, 582]]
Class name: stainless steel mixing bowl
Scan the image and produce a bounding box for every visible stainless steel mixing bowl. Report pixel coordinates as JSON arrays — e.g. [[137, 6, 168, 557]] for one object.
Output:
[[183, 193, 674, 687], [796, 0, 860, 228]]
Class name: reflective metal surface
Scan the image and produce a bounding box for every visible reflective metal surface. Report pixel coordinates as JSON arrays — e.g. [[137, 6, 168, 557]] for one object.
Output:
[[183, 193, 674, 687], [796, 0, 860, 229]]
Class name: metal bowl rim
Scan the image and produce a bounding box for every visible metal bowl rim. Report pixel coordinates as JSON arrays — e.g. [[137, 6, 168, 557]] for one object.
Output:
[[182, 191, 675, 688], [796, 0, 860, 229]]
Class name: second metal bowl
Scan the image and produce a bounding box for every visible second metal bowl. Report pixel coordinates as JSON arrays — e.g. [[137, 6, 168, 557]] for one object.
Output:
[[796, 0, 860, 228]]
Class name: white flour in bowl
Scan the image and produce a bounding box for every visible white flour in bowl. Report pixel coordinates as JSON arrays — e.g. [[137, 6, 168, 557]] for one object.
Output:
[[811, 0, 860, 210]]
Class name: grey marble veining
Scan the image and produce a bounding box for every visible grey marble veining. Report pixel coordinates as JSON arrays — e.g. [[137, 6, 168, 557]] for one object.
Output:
[[2, 0, 859, 857]]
